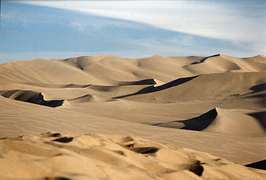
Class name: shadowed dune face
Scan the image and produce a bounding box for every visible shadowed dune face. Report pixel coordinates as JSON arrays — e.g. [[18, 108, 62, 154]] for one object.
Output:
[[0, 90, 64, 107], [245, 160, 266, 170], [248, 111, 266, 130], [113, 76, 198, 99], [191, 54, 221, 64], [0, 54, 266, 174], [250, 83, 266, 92], [153, 107, 266, 137], [181, 109, 217, 131], [153, 108, 218, 131]]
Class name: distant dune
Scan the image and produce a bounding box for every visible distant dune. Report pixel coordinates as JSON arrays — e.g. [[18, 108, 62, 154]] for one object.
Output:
[[0, 54, 265, 179]]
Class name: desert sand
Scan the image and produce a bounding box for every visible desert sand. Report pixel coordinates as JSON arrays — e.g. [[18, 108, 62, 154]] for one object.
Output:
[[0, 54, 265, 179]]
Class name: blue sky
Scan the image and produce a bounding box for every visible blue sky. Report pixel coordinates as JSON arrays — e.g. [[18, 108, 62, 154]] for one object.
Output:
[[0, 0, 265, 62]]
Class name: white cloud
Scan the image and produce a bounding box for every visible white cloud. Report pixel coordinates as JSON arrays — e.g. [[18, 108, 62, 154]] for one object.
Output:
[[19, 0, 265, 53]]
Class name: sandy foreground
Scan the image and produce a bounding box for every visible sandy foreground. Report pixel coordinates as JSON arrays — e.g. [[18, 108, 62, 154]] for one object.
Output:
[[0, 54, 265, 179]]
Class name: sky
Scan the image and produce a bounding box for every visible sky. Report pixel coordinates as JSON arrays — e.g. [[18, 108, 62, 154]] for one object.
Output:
[[0, 0, 265, 61]]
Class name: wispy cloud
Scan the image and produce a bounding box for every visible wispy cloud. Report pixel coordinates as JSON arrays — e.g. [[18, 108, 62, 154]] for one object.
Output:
[[1, 1, 264, 61], [21, 0, 265, 50]]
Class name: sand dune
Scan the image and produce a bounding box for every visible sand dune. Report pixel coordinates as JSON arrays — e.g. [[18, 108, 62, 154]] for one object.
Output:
[[0, 132, 265, 180], [153, 107, 265, 137], [123, 72, 266, 103], [205, 108, 265, 136], [0, 54, 265, 179]]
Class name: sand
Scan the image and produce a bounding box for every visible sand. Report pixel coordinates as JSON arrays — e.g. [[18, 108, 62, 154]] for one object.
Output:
[[0, 54, 265, 179]]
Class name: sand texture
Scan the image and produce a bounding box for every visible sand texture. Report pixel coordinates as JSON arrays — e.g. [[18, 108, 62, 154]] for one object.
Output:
[[0, 54, 265, 179]]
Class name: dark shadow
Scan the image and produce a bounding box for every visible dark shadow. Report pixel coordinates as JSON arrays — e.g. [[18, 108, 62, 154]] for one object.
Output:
[[191, 54, 220, 64], [52, 136, 74, 143], [242, 83, 266, 97], [241, 83, 266, 106], [47, 177, 72, 180], [114, 76, 198, 99], [88, 79, 158, 92], [131, 147, 159, 154], [250, 83, 266, 92], [245, 160, 266, 170], [248, 111, 266, 130], [117, 79, 157, 86], [189, 161, 204, 176], [181, 108, 217, 131], [153, 109, 217, 131], [42, 132, 62, 138], [0, 90, 64, 107]]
